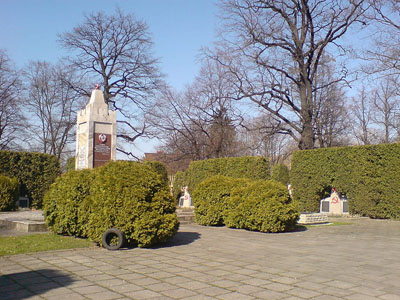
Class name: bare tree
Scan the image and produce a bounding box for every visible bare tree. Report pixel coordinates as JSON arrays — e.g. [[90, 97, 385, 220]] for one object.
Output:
[[150, 59, 242, 160], [206, 0, 368, 149], [239, 115, 295, 165], [313, 56, 350, 147], [350, 86, 374, 145], [0, 50, 25, 150], [24, 61, 83, 159], [58, 9, 163, 156], [363, 0, 400, 75], [356, 1, 400, 143], [371, 76, 399, 143]]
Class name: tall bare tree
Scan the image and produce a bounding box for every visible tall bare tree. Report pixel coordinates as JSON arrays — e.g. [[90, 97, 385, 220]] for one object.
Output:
[[150, 59, 242, 160], [58, 9, 163, 156], [24, 61, 83, 159], [0, 50, 24, 150], [363, 0, 400, 75], [358, 1, 400, 143], [207, 0, 368, 149], [313, 56, 350, 147], [239, 115, 295, 165], [350, 86, 374, 145], [371, 76, 399, 143]]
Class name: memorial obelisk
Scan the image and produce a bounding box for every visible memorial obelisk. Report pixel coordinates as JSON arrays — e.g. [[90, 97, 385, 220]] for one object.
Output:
[[75, 85, 117, 169]]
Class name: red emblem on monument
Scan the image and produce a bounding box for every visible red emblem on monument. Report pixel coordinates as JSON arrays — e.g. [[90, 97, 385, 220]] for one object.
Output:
[[98, 133, 107, 144], [331, 188, 339, 204]]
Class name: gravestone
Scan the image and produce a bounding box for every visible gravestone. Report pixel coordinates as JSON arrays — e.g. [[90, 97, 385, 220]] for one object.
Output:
[[75, 85, 117, 169]]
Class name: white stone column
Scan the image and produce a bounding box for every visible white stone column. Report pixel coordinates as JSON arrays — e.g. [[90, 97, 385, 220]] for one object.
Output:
[[75, 87, 117, 170]]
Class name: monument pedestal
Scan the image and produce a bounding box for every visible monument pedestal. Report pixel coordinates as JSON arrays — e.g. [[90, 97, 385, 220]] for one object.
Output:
[[76, 87, 117, 170]]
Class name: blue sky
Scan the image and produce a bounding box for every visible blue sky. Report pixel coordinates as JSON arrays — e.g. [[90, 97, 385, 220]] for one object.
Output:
[[0, 0, 219, 156], [0, 0, 218, 90]]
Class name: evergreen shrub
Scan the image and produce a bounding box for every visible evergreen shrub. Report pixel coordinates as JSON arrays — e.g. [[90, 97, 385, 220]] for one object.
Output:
[[44, 161, 179, 247], [43, 169, 93, 236], [172, 171, 186, 202], [192, 175, 250, 226], [291, 143, 400, 218], [271, 163, 290, 185], [86, 161, 178, 247], [173, 156, 270, 196], [0, 151, 60, 208], [65, 157, 75, 172], [143, 161, 169, 185], [0, 175, 19, 211], [224, 180, 299, 232]]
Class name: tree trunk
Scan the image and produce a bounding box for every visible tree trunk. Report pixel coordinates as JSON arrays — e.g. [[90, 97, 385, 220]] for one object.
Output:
[[298, 80, 315, 150]]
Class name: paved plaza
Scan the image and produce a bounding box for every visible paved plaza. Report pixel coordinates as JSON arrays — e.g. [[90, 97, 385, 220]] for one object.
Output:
[[1, 218, 400, 300]]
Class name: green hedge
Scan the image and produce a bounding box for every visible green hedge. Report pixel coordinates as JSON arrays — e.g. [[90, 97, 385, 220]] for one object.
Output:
[[291, 143, 400, 218], [44, 161, 179, 248], [143, 161, 169, 186], [173, 156, 270, 197], [0, 151, 61, 208], [224, 180, 299, 232], [65, 157, 75, 172], [271, 164, 290, 185], [0, 175, 19, 211], [192, 175, 298, 232], [192, 175, 250, 226], [172, 171, 186, 202]]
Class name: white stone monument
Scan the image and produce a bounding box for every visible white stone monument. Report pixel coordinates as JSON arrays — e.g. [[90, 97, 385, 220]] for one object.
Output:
[[320, 188, 349, 216], [75, 85, 117, 169]]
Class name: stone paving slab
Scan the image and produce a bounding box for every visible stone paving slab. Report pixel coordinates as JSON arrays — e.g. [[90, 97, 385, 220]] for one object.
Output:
[[1, 218, 400, 299]]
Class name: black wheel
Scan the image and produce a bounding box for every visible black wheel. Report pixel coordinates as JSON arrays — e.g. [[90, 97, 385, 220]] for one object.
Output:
[[102, 228, 125, 250]]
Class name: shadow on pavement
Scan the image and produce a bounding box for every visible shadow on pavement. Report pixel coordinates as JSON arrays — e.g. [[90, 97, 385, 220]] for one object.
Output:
[[292, 225, 308, 232], [150, 231, 201, 249], [0, 269, 74, 300]]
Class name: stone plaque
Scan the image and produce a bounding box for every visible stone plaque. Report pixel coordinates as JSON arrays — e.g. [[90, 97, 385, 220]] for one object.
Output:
[[93, 133, 111, 168], [321, 201, 329, 213], [343, 201, 349, 213]]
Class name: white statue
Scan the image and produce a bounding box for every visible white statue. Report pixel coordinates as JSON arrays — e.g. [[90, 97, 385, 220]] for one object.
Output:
[[287, 184, 293, 198], [179, 186, 193, 207]]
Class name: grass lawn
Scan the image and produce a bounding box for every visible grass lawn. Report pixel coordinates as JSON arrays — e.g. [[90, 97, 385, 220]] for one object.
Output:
[[306, 221, 353, 227], [0, 233, 96, 256]]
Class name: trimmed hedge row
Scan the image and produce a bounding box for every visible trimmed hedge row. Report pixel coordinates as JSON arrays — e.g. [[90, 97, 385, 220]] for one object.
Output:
[[271, 163, 290, 185], [192, 175, 299, 232], [0, 175, 19, 211], [0, 151, 60, 208], [65, 157, 75, 172], [172, 171, 186, 201], [43, 161, 179, 248], [173, 156, 270, 200], [291, 143, 400, 218], [143, 161, 169, 186]]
